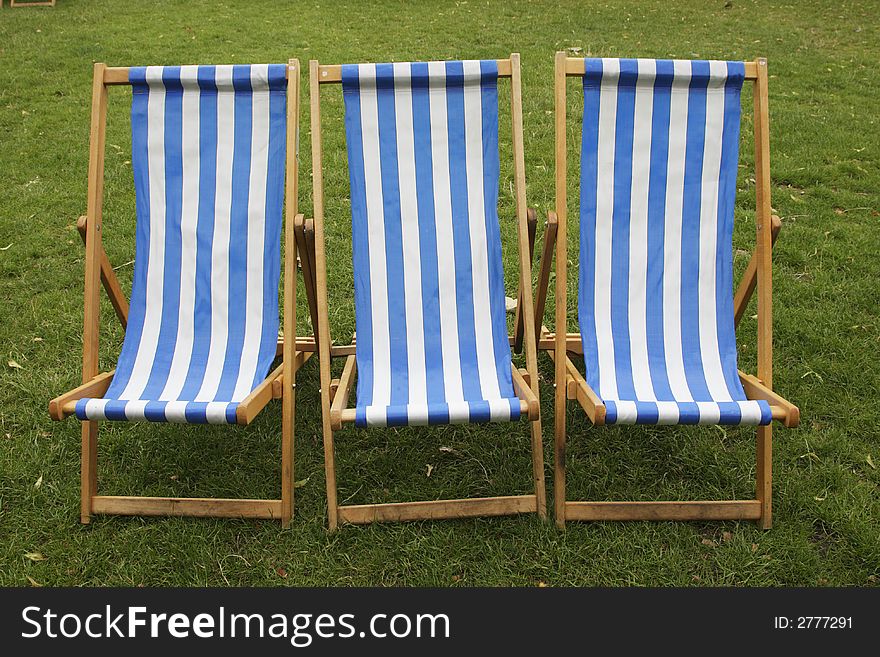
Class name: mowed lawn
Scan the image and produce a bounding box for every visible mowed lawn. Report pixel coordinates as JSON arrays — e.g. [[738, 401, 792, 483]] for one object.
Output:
[[1, 0, 878, 587]]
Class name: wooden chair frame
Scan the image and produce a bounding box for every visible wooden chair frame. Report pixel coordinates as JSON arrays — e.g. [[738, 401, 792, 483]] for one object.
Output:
[[530, 54, 799, 529], [309, 54, 546, 530], [8, 1, 56, 7], [49, 60, 310, 527]]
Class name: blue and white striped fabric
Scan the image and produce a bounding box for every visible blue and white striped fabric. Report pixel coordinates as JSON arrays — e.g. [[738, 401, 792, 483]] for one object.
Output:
[[342, 61, 520, 428], [76, 64, 287, 424], [578, 58, 771, 426]]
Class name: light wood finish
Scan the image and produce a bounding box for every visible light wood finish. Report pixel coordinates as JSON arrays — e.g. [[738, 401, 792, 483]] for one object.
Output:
[[565, 500, 762, 521], [513, 207, 538, 354], [279, 60, 301, 527], [329, 355, 357, 430], [50, 371, 115, 420], [91, 496, 282, 519], [740, 371, 799, 428], [753, 58, 775, 529], [339, 495, 538, 524], [9, 0, 56, 6], [316, 59, 513, 84], [510, 53, 547, 519], [235, 364, 285, 426], [293, 214, 320, 347], [546, 346, 605, 425], [553, 52, 569, 528], [546, 55, 797, 529], [76, 215, 129, 328], [510, 366, 539, 420], [62, 61, 302, 524], [310, 59, 340, 531], [80, 63, 108, 524], [312, 54, 547, 528], [533, 211, 558, 341], [734, 215, 781, 328]]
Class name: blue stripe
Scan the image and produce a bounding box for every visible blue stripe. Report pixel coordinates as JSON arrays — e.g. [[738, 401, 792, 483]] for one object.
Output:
[[644, 60, 675, 402], [375, 63, 409, 406], [478, 60, 515, 399], [578, 58, 603, 391], [178, 66, 219, 400], [445, 61, 482, 402], [716, 61, 747, 400], [105, 66, 152, 400], [141, 66, 185, 399], [214, 66, 253, 401], [410, 62, 446, 407], [342, 64, 375, 408], [608, 59, 638, 401], [678, 60, 712, 401], [252, 70, 287, 388]]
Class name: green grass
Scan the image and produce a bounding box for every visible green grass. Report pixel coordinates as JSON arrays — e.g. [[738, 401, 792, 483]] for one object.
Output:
[[1, 0, 879, 587]]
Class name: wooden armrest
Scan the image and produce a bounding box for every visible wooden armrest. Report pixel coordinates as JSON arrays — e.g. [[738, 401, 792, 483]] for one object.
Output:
[[739, 371, 800, 428], [49, 371, 115, 420], [511, 366, 540, 420]]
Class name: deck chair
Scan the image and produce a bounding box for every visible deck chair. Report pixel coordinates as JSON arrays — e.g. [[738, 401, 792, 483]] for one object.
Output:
[[534, 54, 799, 528], [49, 61, 309, 526], [308, 55, 546, 530]]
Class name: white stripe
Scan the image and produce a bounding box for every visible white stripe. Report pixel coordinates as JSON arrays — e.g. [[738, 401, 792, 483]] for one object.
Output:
[[661, 59, 694, 401], [160, 66, 200, 401], [697, 60, 733, 402], [359, 64, 392, 407], [392, 63, 428, 407], [195, 66, 235, 401], [205, 402, 231, 424], [232, 65, 272, 400], [593, 58, 619, 399], [84, 398, 109, 421], [487, 399, 512, 422], [627, 59, 656, 402], [119, 66, 167, 401], [654, 401, 681, 424], [123, 399, 149, 421], [163, 401, 189, 423], [738, 401, 764, 424], [462, 60, 502, 401], [614, 400, 639, 424], [428, 61, 464, 403], [365, 405, 388, 427], [695, 401, 721, 424]]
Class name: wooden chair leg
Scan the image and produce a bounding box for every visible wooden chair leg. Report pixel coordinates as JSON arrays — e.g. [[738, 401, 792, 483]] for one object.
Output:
[[529, 417, 547, 519], [323, 424, 339, 531], [80, 421, 98, 524], [554, 412, 566, 529], [756, 423, 772, 529]]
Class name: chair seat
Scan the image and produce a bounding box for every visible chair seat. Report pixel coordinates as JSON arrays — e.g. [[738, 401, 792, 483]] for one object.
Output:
[[602, 397, 771, 425], [75, 398, 240, 424], [355, 398, 522, 428]]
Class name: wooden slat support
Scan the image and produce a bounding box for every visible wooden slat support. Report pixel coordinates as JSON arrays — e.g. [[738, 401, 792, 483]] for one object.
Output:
[[511, 366, 540, 420], [293, 213, 320, 348], [76, 215, 129, 329], [50, 370, 115, 420], [564, 500, 762, 522], [91, 496, 282, 519], [338, 495, 538, 524], [734, 215, 782, 327], [513, 207, 538, 354], [546, 345, 605, 425], [329, 355, 357, 430]]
